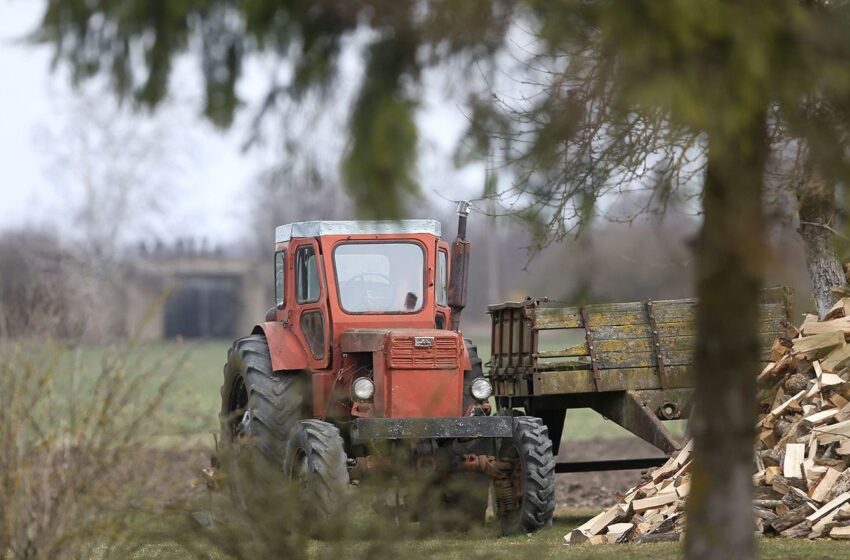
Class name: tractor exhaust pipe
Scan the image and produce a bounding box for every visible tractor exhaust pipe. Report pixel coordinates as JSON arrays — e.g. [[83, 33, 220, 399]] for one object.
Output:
[[448, 200, 471, 331]]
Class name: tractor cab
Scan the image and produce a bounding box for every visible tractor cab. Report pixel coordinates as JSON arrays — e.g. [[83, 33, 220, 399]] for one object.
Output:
[[262, 213, 487, 422], [270, 218, 453, 335]]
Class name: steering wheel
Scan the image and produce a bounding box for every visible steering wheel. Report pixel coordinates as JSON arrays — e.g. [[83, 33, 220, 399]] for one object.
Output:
[[345, 272, 393, 311]]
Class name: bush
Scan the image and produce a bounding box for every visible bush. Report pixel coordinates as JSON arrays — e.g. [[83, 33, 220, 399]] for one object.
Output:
[[0, 340, 175, 560]]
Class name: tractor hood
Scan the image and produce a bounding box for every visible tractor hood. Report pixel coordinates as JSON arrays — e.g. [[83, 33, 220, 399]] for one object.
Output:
[[339, 328, 472, 418]]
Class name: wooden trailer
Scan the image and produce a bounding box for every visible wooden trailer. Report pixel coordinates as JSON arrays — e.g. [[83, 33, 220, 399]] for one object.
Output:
[[487, 287, 793, 473]]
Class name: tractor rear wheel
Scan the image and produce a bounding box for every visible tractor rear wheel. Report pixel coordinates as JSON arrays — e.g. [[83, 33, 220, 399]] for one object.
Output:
[[283, 420, 350, 520], [219, 334, 309, 507], [494, 416, 556, 535]]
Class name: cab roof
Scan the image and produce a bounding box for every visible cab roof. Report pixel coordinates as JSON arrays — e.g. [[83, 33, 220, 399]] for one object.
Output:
[[275, 219, 441, 243]]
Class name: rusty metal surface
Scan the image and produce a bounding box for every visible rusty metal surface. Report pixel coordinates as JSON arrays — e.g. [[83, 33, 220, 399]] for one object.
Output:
[[460, 454, 511, 479], [629, 388, 693, 420], [580, 306, 602, 392], [339, 329, 390, 352], [388, 334, 460, 369], [251, 321, 309, 371], [447, 239, 470, 331], [592, 390, 681, 455], [555, 457, 668, 473], [351, 415, 512, 443], [489, 299, 535, 396]]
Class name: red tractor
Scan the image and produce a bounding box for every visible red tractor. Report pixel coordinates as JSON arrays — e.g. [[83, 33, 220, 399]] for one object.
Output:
[[219, 203, 555, 534]]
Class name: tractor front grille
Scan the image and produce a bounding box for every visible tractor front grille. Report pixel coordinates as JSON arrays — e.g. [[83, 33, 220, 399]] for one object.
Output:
[[389, 335, 460, 370]]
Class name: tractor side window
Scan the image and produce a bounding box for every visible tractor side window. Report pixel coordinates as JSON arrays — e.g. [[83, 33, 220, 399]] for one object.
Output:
[[437, 250, 448, 307], [274, 251, 285, 308], [296, 245, 320, 304], [300, 310, 325, 359]]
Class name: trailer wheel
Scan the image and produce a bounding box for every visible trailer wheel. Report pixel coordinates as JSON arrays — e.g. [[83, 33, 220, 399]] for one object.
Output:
[[219, 334, 309, 507], [283, 420, 350, 520], [494, 416, 556, 535]]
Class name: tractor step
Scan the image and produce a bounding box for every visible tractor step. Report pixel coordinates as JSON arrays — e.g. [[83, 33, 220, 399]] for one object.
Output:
[[555, 457, 667, 473]]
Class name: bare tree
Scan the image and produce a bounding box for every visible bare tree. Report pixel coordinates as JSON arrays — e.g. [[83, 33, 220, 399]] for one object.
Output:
[[470, 39, 848, 319], [35, 86, 191, 269]]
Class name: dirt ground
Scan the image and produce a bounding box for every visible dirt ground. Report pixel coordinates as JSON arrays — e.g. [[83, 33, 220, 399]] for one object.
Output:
[[555, 437, 666, 509]]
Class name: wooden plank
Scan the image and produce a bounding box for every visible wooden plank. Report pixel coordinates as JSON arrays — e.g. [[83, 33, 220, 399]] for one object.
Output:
[[811, 468, 842, 503], [770, 389, 807, 417], [793, 331, 845, 357], [830, 525, 850, 539], [783, 443, 806, 479], [806, 491, 850, 522], [830, 394, 849, 409], [593, 349, 694, 369], [536, 333, 779, 359], [606, 522, 634, 536], [535, 365, 694, 394], [801, 316, 850, 336], [590, 318, 786, 341], [825, 297, 849, 319], [534, 307, 582, 329], [578, 504, 626, 536], [674, 440, 693, 466], [770, 504, 814, 532], [633, 492, 678, 512], [822, 344, 850, 373], [804, 408, 840, 426], [537, 346, 774, 372], [821, 373, 845, 387], [534, 301, 786, 330], [813, 419, 850, 445]]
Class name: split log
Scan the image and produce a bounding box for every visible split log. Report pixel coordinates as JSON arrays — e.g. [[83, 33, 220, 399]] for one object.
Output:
[[768, 504, 813, 533]]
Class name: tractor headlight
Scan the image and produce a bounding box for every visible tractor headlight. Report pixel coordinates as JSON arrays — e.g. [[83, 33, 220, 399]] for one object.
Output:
[[352, 377, 375, 401], [470, 378, 492, 401]]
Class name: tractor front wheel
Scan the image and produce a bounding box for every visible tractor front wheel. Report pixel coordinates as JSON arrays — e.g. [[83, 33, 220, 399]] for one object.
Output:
[[494, 416, 556, 535], [219, 334, 309, 509], [283, 419, 350, 521]]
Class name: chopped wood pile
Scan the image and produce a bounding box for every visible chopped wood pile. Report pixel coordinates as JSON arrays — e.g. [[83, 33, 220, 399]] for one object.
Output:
[[565, 298, 850, 546]]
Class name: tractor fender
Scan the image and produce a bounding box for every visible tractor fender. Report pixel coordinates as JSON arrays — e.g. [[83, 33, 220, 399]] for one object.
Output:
[[251, 322, 309, 372]]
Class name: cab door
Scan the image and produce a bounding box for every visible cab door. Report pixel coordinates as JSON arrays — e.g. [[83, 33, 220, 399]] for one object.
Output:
[[291, 239, 331, 369]]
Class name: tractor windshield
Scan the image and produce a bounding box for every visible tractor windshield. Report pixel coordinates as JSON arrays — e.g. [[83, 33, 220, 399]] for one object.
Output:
[[333, 242, 425, 313]]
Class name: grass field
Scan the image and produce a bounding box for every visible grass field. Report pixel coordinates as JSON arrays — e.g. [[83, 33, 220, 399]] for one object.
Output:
[[23, 339, 849, 559], [129, 509, 850, 560]]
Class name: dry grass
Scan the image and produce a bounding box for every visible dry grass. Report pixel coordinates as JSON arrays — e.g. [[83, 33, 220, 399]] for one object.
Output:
[[0, 339, 185, 560]]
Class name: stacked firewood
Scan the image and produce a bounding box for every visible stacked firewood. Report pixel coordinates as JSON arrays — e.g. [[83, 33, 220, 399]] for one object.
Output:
[[566, 297, 850, 545]]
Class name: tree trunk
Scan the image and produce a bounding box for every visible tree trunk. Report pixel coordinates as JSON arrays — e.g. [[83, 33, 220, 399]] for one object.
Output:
[[685, 114, 768, 560], [797, 172, 845, 318]]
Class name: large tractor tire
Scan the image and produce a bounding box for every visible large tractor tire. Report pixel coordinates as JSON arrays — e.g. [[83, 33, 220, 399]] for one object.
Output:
[[494, 416, 556, 535], [283, 420, 350, 520], [219, 334, 309, 507]]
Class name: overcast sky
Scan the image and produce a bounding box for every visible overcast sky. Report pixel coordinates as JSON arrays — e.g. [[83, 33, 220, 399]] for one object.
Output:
[[0, 1, 484, 247]]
